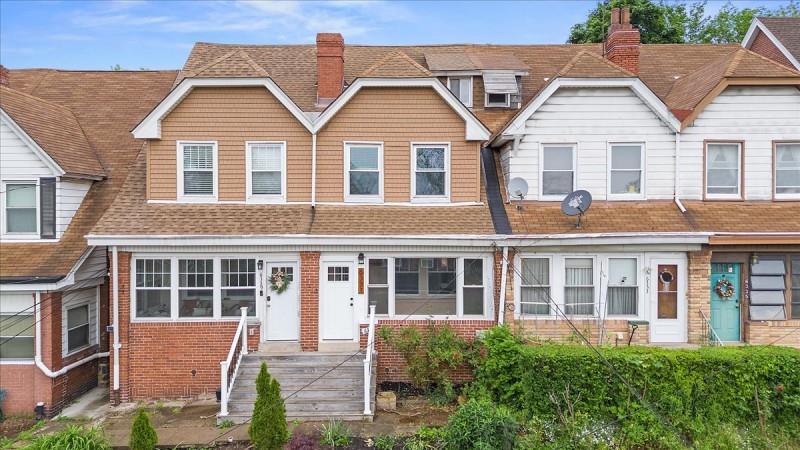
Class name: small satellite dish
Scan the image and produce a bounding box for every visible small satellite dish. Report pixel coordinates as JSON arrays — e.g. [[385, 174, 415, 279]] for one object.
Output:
[[507, 177, 529, 200], [561, 190, 592, 228]]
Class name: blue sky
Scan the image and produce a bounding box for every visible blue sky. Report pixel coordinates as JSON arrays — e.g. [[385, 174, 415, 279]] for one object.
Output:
[[0, 0, 791, 70]]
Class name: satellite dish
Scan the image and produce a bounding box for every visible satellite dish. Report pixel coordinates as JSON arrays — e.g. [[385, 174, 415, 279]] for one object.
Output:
[[561, 190, 592, 228], [507, 177, 529, 200]]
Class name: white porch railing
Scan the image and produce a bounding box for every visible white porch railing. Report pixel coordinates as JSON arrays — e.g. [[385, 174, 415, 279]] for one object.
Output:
[[219, 307, 249, 417], [699, 309, 723, 346], [363, 305, 377, 415]]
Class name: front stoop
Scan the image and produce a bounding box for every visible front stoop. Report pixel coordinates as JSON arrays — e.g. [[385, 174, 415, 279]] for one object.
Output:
[[222, 352, 377, 424]]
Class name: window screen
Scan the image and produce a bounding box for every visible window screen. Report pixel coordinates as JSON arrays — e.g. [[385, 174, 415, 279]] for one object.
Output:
[[520, 258, 550, 315]]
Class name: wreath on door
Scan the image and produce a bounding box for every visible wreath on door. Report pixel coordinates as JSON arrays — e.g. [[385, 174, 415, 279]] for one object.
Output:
[[715, 278, 735, 299], [270, 270, 291, 294]]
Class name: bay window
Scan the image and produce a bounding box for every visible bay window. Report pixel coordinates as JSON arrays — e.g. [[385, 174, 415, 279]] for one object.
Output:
[[346, 143, 382, 201], [221, 259, 256, 317], [178, 142, 216, 199], [540, 144, 575, 199], [775, 142, 800, 199], [606, 258, 638, 315], [179, 259, 214, 318], [705, 142, 741, 199], [608, 143, 644, 199], [247, 142, 285, 200], [412, 144, 449, 200], [135, 259, 172, 318]]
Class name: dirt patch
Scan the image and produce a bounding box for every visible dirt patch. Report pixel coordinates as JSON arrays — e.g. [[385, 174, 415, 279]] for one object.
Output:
[[0, 416, 38, 439]]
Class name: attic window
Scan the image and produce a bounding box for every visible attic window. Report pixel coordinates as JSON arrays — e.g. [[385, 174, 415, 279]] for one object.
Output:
[[447, 77, 472, 107], [482, 71, 518, 108], [485, 93, 511, 108]]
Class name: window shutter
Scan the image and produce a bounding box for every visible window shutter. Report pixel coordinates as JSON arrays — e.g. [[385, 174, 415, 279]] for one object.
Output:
[[40, 177, 56, 239]]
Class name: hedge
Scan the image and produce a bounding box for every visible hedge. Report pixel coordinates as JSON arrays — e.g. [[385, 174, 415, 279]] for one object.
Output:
[[470, 327, 800, 445]]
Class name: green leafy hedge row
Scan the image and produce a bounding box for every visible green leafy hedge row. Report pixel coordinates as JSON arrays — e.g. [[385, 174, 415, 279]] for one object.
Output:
[[470, 327, 800, 445]]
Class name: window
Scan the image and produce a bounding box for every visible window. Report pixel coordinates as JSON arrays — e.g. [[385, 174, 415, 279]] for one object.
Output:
[[463, 259, 485, 315], [367, 259, 389, 314], [447, 77, 472, 107], [0, 314, 34, 359], [247, 142, 285, 200], [541, 145, 575, 199], [345, 143, 382, 201], [775, 143, 800, 199], [327, 266, 350, 282], [66, 304, 90, 352], [178, 259, 213, 318], [412, 144, 449, 199], [135, 259, 171, 318], [749, 256, 787, 320], [485, 92, 510, 107], [609, 144, 644, 198], [179, 142, 216, 198], [520, 258, 550, 315], [221, 259, 256, 317], [705, 143, 741, 199], [564, 258, 594, 316], [4, 182, 37, 234], [607, 258, 638, 315], [792, 256, 800, 319]]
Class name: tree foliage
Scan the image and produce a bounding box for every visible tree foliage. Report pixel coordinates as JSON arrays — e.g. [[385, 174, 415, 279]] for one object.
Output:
[[568, 0, 800, 44], [129, 409, 158, 450], [248, 362, 289, 450]]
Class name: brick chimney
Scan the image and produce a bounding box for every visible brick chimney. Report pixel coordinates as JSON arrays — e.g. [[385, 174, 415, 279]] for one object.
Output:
[[316, 33, 345, 105], [0, 65, 9, 87], [604, 7, 640, 74]]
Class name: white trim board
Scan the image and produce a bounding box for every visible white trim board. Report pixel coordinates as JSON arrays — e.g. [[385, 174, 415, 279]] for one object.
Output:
[[742, 18, 800, 71]]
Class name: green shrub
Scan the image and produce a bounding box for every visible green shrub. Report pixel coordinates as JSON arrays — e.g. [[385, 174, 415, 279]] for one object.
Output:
[[319, 419, 351, 447], [373, 434, 398, 450], [24, 425, 110, 450], [129, 409, 157, 450], [402, 427, 445, 450], [249, 362, 289, 450], [443, 398, 519, 450], [470, 326, 800, 448]]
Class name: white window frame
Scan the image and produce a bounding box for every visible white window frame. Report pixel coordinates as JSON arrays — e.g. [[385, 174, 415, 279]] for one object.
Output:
[[0, 294, 35, 362], [563, 256, 597, 317], [245, 141, 287, 203], [411, 142, 450, 203], [65, 303, 91, 355], [177, 258, 215, 319], [705, 142, 742, 200], [344, 141, 383, 203], [485, 92, 511, 108], [1, 179, 39, 238], [517, 255, 554, 317], [607, 142, 646, 201], [774, 142, 800, 200], [604, 256, 641, 318], [539, 143, 576, 201], [364, 254, 492, 320], [447, 76, 473, 108], [132, 257, 174, 321], [177, 141, 218, 202]]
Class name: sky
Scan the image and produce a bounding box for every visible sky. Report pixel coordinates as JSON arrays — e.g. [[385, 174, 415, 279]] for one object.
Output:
[[0, 0, 792, 70]]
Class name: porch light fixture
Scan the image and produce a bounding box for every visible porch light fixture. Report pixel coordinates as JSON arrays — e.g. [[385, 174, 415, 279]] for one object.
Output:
[[257, 260, 264, 271], [358, 253, 365, 266]]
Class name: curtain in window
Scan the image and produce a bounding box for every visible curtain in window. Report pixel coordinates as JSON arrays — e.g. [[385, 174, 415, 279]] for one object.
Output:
[[565, 258, 593, 315], [706, 144, 739, 195], [607, 258, 637, 315], [520, 258, 549, 315], [776, 144, 800, 195]]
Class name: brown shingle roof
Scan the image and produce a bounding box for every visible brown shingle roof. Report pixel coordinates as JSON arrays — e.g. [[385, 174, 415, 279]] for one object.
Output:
[[360, 51, 432, 77], [758, 17, 800, 62], [424, 50, 529, 72], [557, 50, 635, 78], [1, 85, 104, 178], [0, 69, 178, 279]]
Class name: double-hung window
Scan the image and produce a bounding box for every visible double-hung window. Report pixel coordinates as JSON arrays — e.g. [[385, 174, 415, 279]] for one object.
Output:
[[608, 143, 644, 199], [135, 259, 172, 318], [178, 259, 214, 318], [775, 142, 800, 199], [0, 294, 34, 359], [792, 256, 800, 319], [606, 258, 638, 315], [519, 258, 550, 315], [412, 144, 449, 200], [221, 259, 256, 317], [179, 142, 216, 199], [540, 145, 575, 199], [66, 304, 90, 352], [447, 77, 472, 107], [705, 143, 741, 199], [247, 142, 285, 201], [564, 258, 594, 316], [4, 182, 37, 234], [367, 260, 389, 314], [463, 259, 485, 315], [345, 143, 382, 202]]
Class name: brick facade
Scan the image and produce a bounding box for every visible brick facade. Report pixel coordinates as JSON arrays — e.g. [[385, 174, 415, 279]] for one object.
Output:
[[687, 249, 712, 345], [745, 320, 800, 347], [300, 251, 320, 351], [749, 30, 795, 69]]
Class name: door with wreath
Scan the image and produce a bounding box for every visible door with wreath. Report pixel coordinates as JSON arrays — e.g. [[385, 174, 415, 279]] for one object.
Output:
[[264, 262, 300, 341], [710, 263, 741, 342]]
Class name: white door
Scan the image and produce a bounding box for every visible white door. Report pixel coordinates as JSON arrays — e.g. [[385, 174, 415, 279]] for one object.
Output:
[[321, 262, 355, 340], [649, 259, 687, 343], [265, 262, 300, 341]]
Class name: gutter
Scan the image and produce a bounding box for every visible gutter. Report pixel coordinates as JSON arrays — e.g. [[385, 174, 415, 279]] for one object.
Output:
[[112, 246, 120, 392], [674, 131, 686, 213], [311, 133, 317, 207], [498, 246, 509, 325]]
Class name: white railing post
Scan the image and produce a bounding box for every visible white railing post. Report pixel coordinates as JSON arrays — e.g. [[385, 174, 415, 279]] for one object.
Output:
[[241, 307, 249, 355], [363, 305, 376, 415], [220, 360, 229, 417]]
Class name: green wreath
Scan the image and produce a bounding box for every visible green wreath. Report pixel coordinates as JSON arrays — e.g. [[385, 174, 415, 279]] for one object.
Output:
[[269, 270, 291, 294], [715, 278, 735, 299]]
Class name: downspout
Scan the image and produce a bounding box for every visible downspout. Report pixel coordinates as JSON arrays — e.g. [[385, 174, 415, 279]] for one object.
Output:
[[112, 246, 120, 391], [311, 133, 317, 207], [34, 291, 108, 378], [498, 246, 509, 324], [674, 131, 686, 213]]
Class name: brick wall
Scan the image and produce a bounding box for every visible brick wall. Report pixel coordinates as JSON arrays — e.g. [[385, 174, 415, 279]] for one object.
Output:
[[687, 249, 712, 344], [300, 252, 320, 351], [750, 30, 795, 69], [509, 319, 649, 345], [745, 320, 800, 348]]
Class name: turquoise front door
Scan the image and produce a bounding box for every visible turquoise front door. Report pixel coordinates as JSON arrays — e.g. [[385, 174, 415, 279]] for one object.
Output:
[[710, 263, 741, 342]]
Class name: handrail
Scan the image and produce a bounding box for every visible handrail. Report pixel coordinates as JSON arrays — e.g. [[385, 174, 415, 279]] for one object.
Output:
[[699, 309, 723, 346], [363, 305, 377, 415], [219, 307, 249, 417]]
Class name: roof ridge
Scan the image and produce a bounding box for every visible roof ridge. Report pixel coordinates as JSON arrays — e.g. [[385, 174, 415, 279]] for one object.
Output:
[[0, 84, 76, 115], [735, 47, 800, 76], [557, 50, 635, 77], [360, 50, 432, 77], [183, 50, 237, 78], [724, 48, 745, 77], [236, 49, 270, 77]]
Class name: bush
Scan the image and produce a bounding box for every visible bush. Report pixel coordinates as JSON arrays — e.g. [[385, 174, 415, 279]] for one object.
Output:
[[287, 430, 319, 450], [443, 399, 519, 450], [373, 434, 398, 450], [129, 409, 157, 450], [402, 427, 445, 450], [249, 362, 289, 450], [24, 425, 110, 450], [319, 419, 351, 447], [470, 326, 800, 448]]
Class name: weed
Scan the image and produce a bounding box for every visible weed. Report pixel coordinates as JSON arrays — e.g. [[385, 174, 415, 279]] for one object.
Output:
[[319, 419, 352, 447], [217, 419, 235, 429]]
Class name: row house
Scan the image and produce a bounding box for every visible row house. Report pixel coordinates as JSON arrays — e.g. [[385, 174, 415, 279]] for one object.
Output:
[[1, 10, 798, 422]]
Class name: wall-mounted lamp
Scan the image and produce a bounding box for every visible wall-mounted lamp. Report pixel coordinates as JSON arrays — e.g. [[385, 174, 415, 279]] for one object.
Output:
[[358, 253, 365, 266], [257, 260, 264, 271]]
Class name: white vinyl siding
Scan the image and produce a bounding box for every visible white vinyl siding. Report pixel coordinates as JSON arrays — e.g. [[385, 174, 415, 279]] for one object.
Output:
[[680, 86, 800, 200], [57, 179, 91, 238], [62, 287, 99, 357], [0, 120, 54, 179], [246, 142, 286, 202], [177, 141, 217, 201], [501, 88, 675, 201]]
